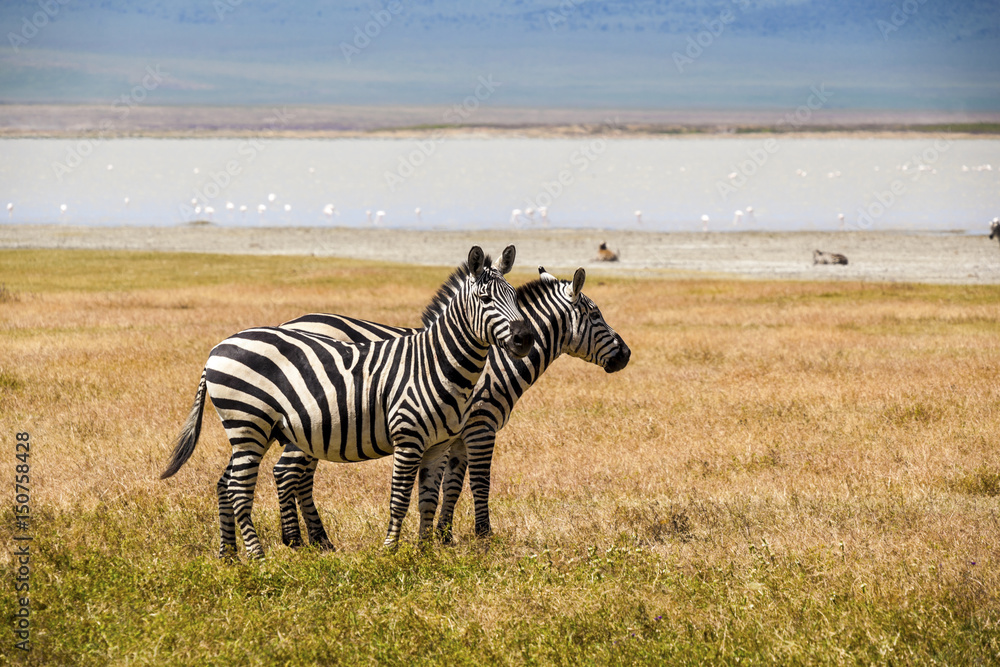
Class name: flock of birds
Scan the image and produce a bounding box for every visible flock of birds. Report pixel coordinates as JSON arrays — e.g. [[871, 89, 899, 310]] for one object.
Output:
[[7, 162, 994, 231]]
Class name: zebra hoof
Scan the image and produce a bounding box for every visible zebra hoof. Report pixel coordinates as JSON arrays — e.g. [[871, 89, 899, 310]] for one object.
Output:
[[474, 523, 493, 539], [218, 545, 239, 562], [282, 533, 304, 549], [246, 548, 266, 561], [314, 537, 336, 552], [436, 525, 455, 545]]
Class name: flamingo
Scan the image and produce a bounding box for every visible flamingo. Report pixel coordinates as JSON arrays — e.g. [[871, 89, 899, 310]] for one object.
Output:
[[284, 204, 291, 213], [268, 193, 277, 203], [204, 206, 214, 220], [226, 201, 235, 212], [366, 210, 373, 224], [415, 207, 422, 222], [732, 210, 743, 227], [745, 206, 756, 225], [107, 164, 113, 171], [524, 207, 536, 223], [701, 214, 710, 232], [257, 204, 267, 219], [123, 197, 130, 208], [193, 168, 200, 174], [195, 206, 202, 216], [539, 206, 548, 225], [6, 202, 12, 218], [634, 210, 643, 224], [374, 210, 385, 225], [838, 213, 845, 231], [239, 205, 248, 220], [323, 204, 336, 219], [510, 209, 522, 226], [59, 204, 67, 215]]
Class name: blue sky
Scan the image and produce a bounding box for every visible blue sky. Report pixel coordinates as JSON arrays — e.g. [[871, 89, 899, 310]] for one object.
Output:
[[2, 1, 999, 110]]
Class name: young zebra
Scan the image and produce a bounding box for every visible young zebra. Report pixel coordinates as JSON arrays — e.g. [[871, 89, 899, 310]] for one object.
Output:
[[273, 265, 631, 548], [161, 246, 533, 558]]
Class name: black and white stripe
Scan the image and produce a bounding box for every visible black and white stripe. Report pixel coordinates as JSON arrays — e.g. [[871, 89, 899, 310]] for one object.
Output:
[[274, 265, 631, 548], [161, 246, 532, 558]]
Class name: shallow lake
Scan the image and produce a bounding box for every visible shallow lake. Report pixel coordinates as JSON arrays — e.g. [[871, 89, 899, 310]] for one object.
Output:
[[1, 137, 997, 232]]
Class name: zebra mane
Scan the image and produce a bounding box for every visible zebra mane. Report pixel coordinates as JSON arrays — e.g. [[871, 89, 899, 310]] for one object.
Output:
[[513, 277, 562, 306], [420, 253, 493, 327]]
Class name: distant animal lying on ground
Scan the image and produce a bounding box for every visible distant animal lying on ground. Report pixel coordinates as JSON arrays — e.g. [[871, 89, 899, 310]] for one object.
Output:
[[990, 218, 1000, 245], [813, 250, 848, 265], [596, 242, 619, 262]]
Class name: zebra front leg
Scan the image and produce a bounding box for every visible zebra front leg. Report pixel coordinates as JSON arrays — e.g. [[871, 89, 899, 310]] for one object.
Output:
[[383, 440, 426, 549], [273, 447, 306, 548], [217, 459, 239, 560], [416, 442, 450, 544], [435, 439, 468, 544], [228, 443, 269, 559], [465, 426, 498, 538]]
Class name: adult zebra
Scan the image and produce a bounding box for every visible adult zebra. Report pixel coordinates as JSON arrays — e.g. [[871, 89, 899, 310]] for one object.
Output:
[[273, 265, 631, 549], [161, 246, 533, 558]]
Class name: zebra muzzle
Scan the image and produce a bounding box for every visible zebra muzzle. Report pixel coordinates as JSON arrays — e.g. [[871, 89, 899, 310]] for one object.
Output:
[[603, 338, 631, 373], [504, 320, 534, 358]]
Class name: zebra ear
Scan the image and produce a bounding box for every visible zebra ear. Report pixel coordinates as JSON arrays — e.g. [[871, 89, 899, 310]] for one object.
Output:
[[538, 266, 558, 282], [468, 246, 486, 276], [494, 245, 516, 275], [568, 267, 586, 303]]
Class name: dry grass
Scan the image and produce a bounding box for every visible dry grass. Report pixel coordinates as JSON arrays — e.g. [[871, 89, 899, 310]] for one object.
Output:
[[1, 249, 999, 665]]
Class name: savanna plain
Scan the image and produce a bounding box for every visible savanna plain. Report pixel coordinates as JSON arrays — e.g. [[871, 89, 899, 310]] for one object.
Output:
[[1, 249, 998, 665]]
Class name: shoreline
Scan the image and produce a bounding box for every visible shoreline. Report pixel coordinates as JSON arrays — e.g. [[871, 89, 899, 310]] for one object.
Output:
[[2, 104, 998, 140], [3, 224, 999, 285]]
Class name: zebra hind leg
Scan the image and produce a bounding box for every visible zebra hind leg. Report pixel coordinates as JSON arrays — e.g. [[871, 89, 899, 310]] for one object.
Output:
[[217, 460, 239, 560], [273, 448, 305, 549], [435, 439, 468, 544], [228, 443, 270, 559], [295, 458, 335, 551]]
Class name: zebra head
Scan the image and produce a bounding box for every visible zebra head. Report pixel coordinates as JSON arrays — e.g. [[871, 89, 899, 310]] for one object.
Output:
[[464, 245, 533, 359], [539, 266, 631, 373]]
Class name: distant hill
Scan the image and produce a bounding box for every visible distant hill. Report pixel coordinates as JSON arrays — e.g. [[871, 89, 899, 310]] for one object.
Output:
[[1, 1, 998, 109]]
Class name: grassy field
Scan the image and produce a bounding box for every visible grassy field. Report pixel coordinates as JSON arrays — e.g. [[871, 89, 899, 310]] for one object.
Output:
[[1, 249, 999, 665]]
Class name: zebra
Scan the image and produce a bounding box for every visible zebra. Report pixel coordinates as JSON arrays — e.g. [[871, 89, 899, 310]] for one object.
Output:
[[161, 245, 534, 558], [273, 265, 631, 549], [990, 217, 1000, 245]]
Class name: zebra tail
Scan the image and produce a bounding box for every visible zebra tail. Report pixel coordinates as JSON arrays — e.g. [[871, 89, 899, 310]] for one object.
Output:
[[160, 369, 207, 479]]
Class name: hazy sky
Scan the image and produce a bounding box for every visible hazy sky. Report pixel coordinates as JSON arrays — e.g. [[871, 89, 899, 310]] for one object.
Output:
[[2, 1, 999, 110]]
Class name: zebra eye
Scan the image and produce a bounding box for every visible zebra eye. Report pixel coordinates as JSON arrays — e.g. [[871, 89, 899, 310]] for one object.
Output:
[[480, 293, 493, 304], [588, 311, 601, 321]]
